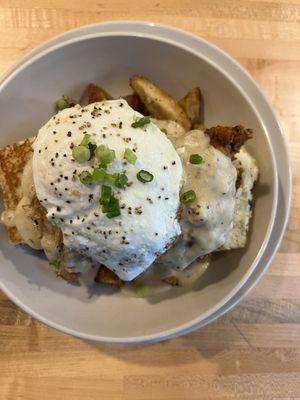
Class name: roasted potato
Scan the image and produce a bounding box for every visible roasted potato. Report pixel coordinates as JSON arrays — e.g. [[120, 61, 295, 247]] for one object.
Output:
[[178, 87, 201, 124], [94, 265, 123, 287], [87, 83, 112, 104], [130, 76, 191, 130], [122, 93, 149, 114]]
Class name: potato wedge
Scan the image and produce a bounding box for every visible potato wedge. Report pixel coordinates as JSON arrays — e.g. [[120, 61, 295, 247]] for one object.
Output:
[[178, 87, 201, 124], [94, 265, 123, 287], [130, 76, 191, 130], [122, 93, 149, 114], [87, 83, 112, 104]]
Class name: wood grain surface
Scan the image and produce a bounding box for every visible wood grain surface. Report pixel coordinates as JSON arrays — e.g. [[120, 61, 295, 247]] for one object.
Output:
[[0, 1, 299, 399]]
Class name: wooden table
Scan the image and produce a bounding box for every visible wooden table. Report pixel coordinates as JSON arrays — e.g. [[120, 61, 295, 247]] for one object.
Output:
[[0, 1, 299, 399]]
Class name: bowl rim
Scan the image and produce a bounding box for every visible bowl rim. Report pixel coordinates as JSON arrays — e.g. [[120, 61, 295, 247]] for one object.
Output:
[[0, 21, 286, 343]]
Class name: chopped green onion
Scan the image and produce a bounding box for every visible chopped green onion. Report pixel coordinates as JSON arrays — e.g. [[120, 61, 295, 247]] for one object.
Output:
[[115, 173, 128, 189], [49, 259, 60, 269], [124, 148, 137, 165], [189, 154, 203, 165], [134, 283, 149, 297], [92, 168, 107, 182], [131, 116, 150, 128], [80, 134, 91, 147], [55, 96, 69, 111], [79, 170, 93, 186], [72, 146, 90, 163], [137, 170, 154, 183], [101, 196, 119, 213], [180, 190, 196, 205], [96, 145, 116, 166], [105, 172, 118, 186], [99, 185, 112, 205], [161, 128, 168, 135], [106, 209, 121, 218], [88, 142, 97, 158]]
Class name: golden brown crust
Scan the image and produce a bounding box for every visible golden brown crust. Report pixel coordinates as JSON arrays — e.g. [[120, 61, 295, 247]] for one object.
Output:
[[178, 87, 201, 124], [87, 83, 112, 104], [0, 138, 34, 242], [130, 75, 191, 130], [122, 93, 149, 115], [94, 265, 123, 287], [205, 125, 253, 158]]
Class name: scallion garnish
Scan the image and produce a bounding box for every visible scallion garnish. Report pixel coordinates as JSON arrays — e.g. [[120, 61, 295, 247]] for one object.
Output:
[[96, 145, 116, 167], [72, 146, 90, 163], [79, 170, 93, 186], [124, 148, 137, 165], [137, 170, 154, 183], [49, 259, 60, 269], [180, 190, 196, 205], [189, 154, 203, 165], [99, 185, 112, 205], [80, 134, 91, 147], [55, 96, 69, 111], [115, 173, 128, 189], [106, 209, 121, 218], [92, 168, 107, 182], [88, 142, 97, 158], [131, 116, 150, 128]]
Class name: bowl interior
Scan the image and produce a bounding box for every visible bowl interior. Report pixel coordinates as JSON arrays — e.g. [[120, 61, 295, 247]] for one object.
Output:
[[0, 35, 276, 340]]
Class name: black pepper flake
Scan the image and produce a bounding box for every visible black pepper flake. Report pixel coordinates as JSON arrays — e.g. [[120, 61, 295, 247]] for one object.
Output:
[[51, 162, 55, 167], [163, 166, 168, 170], [158, 195, 161, 199], [63, 154, 67, 158], [67, 131, 72, 137], [50, 182, 54, 186], [55, 153, 59, 158], [165, 197, 169, 200], [60, 218, 64, 222], [38, 150, 41, 154], [172, 161, 176, 165], [64, 176, 68, 180], [66, 200, 71, 204], [60, 174, 63, 178], [55, 140, 58, 143], [71, 231, 74, 235], [87, 227, 91, 230], [53, 131, 57, 134], [70, 220, 73, 224], [59, 193, 62, 197], [57, 206, 61, 212], [155, 233, 158, 236], [70, 143, 74, 149], [102, 134, 106, 138]]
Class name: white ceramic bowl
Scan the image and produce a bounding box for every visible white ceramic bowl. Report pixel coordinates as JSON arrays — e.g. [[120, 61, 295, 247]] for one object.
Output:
[[0, 22, 291, 343]]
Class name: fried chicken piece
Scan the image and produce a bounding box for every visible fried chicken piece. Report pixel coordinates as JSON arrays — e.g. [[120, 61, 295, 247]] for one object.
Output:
[[205, 125, 253, 158], [94, 265, 123, 287]]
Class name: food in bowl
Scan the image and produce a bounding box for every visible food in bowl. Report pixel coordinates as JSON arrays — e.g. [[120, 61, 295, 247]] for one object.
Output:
[[0, 76, 258, 294]]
